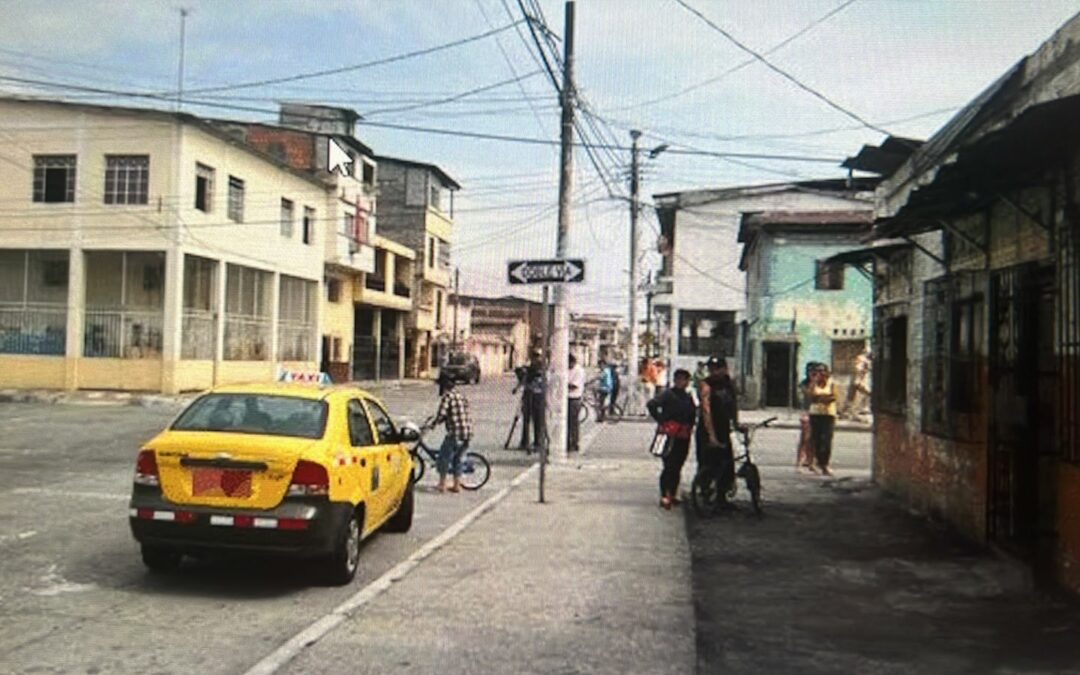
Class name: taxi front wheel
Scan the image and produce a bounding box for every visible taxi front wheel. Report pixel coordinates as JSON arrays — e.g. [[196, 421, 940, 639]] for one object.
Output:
[[320, 509, 362, 586], [141, 544, 182, 573]]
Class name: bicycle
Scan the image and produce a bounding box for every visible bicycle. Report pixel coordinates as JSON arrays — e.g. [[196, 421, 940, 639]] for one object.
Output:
[[691, 416, 776, 516], [405, 420, 491, 490], [578, 382, 620, 424]]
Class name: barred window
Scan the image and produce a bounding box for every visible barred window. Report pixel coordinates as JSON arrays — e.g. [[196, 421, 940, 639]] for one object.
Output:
[[815, 260, 844, 290], [104, 155, 149, 205], [437, 237, 451, 269], [195, 163, 214, 213], [33, 155, 76, 203], [922, 273, 984, 438], [280, 198, 294, 238], [874, 306, 908, 415], [227, 176, 244, 222]]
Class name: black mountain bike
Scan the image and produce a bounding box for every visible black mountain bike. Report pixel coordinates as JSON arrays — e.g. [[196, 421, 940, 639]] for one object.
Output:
[[407, 420, 491, 490], [691, 417, 776, 515]]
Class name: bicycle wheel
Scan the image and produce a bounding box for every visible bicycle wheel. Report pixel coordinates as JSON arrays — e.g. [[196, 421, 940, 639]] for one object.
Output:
[[744, 462, 763, 514], [410, 449, 425, 484], [578, 402, 589, 424], [459, 452, 491, 490], [691, 473, 719, 517]]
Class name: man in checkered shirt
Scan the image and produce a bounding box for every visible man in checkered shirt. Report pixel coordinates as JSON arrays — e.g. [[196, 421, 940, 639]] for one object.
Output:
[[433, 372, 473, 493]]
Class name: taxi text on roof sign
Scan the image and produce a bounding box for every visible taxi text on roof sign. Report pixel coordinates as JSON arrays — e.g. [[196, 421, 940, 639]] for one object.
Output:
[[277, 368, 332, 385]]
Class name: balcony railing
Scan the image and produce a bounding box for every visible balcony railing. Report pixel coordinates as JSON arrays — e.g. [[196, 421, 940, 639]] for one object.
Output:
[[365, 276, 386, 292], [278, 321, 315, 361], [224, 314, 271, 361], [181, 309, 216, 360], [84, 308, 164, 359], [0, 302, 66, 355], [393, 282, 411, 298]]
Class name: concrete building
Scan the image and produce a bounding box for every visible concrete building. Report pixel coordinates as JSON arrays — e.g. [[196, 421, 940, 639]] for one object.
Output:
[[451, 294, 540, 374], [211, 104, 414, 383], [652, 180, 875, 386], [375, 156, 460, 378], [0, 98, 328, 393], [737, 209, 875, 408], [570, 312, 623, 367], [839, 12, 1080, 596]]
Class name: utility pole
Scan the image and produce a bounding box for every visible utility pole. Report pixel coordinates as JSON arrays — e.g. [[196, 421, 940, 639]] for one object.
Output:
[[628, 129, 642, 378], [452, 266, 460, 352], [548, 0, 575, 468], [645, 270, 654, 359], [175, 8, 189, 112], [539, 284, 550, 503]]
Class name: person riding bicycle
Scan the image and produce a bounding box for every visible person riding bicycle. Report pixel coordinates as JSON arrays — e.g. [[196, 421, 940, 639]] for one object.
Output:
[[696, 356, 746, 507]]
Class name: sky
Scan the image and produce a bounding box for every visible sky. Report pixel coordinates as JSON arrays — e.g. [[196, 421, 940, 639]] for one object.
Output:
[[1, 0, 1078, 318]]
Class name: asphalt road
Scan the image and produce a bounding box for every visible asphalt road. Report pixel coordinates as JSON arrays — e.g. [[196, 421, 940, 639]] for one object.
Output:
[[0, 375, 545, 675]]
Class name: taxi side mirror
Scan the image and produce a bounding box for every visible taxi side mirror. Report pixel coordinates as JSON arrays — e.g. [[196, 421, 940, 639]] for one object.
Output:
[[396, 426, 421, 443]]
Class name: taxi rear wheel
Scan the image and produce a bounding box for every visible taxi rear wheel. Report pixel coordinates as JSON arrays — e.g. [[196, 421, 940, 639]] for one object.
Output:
[[384, 483, 414, 533], [141, 544, 182, 573], [320, 509, 362, 586]]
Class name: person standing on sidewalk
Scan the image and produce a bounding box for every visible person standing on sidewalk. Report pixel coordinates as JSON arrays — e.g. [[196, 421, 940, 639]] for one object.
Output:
[[796, 361, 820, 473], [432, 372, 474, 493], [807, 364, 839, 476], [696, 356, 745, 504], [567, 353, 585, 453], [647, 368, 696, 510], [516, 349, 547, 453]]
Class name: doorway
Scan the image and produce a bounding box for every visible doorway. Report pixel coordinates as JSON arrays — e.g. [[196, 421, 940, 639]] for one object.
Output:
[[988, 264, 1057, 569], [763, 342, 795, 408]]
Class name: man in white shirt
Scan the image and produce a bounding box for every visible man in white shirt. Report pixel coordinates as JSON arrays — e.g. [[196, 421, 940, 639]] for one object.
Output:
[[567, 353, 586, 453]]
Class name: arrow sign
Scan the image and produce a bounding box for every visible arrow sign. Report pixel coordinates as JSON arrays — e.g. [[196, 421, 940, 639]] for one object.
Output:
[[507, 259, 586, 285], [327, 138, 353, 176]]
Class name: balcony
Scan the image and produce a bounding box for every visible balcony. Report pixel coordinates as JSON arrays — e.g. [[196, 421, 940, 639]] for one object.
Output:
[[329, 234, 375, 274], [422, 263, 452, 287], [356, 275, 411, 312], [365, 276, 386, 292], [393, 281, 411, 298]]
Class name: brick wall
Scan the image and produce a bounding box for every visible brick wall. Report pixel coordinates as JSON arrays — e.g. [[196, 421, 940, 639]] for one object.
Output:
[[375, 162, 425, 252], [242, 126, 316, 171]]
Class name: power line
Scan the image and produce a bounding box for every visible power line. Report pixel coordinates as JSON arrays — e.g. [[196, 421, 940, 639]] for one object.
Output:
[[673, 0, 894, 139], [173, 20, 526, 96], [611, 0, 859, 112], [360, 69, 544, 117]]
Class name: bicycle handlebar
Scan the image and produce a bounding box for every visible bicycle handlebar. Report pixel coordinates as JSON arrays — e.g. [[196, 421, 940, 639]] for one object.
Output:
[[761, 416, 779, 426]]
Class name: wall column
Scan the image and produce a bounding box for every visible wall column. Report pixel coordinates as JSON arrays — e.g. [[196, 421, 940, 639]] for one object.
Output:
[[373, 308, 383, 381], [160, 248, 184, 394], [63, 247, 85, 391], [396, 311, 406, 379], [270, 271, 280, 377], [213, 259, 226, 385]]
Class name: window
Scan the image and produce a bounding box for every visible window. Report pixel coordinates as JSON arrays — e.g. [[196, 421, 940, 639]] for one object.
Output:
[[302, 206, 315, 245], [875, 311, 908, 414], [435, 290, 443, 326], [326, 278, 341, 303], [815, 260, 844, 290], [347, 399, 375, 447], [367, 400, 396, 444], [332, 337, 342, 362], [427, 236, 435, 268], [227, 176, 244, 222], [171, 394, 328, 439], [437, 238, 451, 269], [104, 155, 149, 205], [429, 184, 442, 211], [678, 310, 735, 356], [195, 163, 214, 212], [922, 273, 984, 437], [33, 155, 76, 203], [362, 161, 375, 187], [280, 198, 294, 237]]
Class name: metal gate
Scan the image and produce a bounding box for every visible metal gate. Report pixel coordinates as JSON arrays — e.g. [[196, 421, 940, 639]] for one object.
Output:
[[987, 264, 1057, 564]]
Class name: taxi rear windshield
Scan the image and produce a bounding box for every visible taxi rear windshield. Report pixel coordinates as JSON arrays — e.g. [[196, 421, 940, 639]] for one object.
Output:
[[172, 394, 328, 439]]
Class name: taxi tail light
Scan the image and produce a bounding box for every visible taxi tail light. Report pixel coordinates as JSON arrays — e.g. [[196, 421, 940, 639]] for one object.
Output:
[[134, 450, 159, 487], [288, 460, 329, 496]]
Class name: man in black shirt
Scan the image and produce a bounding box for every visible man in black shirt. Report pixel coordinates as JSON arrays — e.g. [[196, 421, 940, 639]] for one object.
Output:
[[696, 356, 745, 503], [513, 349, 547, 452]]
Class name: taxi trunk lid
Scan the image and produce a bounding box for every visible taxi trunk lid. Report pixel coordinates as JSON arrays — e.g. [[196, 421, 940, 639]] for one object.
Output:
[[153, 432, 320, 510]]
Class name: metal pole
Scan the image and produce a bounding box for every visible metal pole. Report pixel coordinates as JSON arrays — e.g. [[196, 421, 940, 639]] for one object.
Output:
[[645, 270, 654, 359], [548, 0, 574, 466], [629, 129, 641, 381], [176, 8, 189, 112], [540, 284, 550, 503]]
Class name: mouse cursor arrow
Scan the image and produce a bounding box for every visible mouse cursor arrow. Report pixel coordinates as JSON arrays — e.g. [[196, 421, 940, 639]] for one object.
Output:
[[327, 138, 353, 176]]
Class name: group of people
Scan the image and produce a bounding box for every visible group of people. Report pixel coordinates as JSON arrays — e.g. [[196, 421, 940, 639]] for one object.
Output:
[[646, 355, 745, 510]]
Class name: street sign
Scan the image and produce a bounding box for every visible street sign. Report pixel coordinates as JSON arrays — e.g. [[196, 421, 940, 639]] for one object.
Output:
[[507, 259, 585, 285]]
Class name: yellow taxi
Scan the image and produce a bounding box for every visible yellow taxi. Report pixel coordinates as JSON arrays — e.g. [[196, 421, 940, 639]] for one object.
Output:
[[128, 383, 417, 585]]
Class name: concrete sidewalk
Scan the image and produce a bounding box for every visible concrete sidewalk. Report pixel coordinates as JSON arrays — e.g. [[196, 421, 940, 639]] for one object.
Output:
[[278, 424, 696, 675]]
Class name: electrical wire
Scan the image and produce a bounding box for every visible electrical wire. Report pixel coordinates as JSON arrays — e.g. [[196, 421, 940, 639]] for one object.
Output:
[[360, 69, 544, 117]]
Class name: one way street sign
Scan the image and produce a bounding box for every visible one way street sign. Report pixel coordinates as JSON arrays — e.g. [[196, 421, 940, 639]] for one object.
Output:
[[507, 259, 585, 285]]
